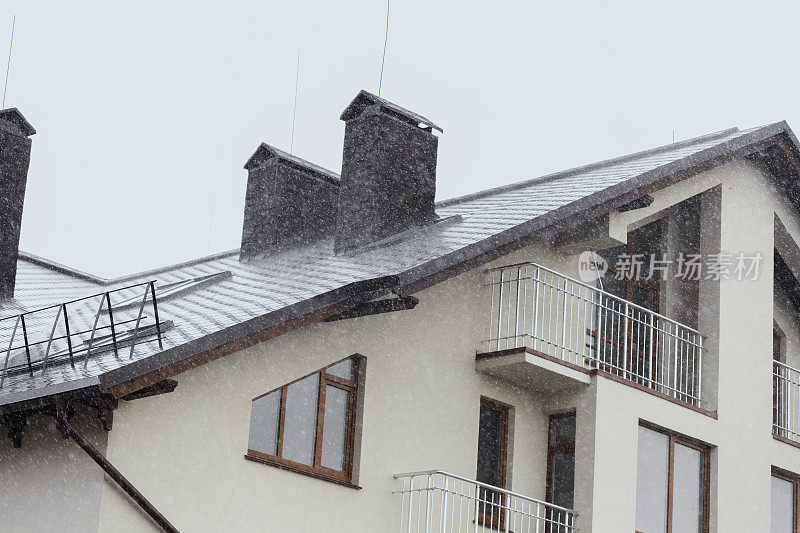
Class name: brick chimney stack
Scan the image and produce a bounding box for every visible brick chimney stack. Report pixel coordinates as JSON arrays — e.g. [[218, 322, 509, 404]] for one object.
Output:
[[335, 90, 442, 253], [0, 108, 35, 300], [240, 144, 340, 260]]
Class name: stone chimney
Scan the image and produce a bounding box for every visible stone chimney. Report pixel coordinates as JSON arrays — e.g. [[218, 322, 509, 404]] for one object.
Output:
[[335, 90, 442, 253], [0, 109, 35, 300], [240, 143, 340, 260]]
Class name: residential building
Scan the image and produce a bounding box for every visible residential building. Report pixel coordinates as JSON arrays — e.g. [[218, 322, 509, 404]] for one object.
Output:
[[0, 91, 799, 532]]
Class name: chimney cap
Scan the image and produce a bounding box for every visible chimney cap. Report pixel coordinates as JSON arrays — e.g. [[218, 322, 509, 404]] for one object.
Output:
[[243, 142, 340, 185], [0, 108, 35, 137], [340, 90, 443, 133]]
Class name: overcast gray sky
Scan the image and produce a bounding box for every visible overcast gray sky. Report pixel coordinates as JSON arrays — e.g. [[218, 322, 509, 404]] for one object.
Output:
[[2, 1, 798, 277]]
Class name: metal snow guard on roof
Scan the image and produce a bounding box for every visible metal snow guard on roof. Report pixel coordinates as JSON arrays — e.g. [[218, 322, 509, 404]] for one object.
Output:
[[0, 281, 164, 388]]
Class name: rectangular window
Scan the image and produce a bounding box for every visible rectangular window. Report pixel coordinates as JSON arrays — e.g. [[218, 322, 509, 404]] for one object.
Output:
[[594, 221, 663, 380], [547, 412, 576, 531], [772, 468, 799, 533], [547, 412, 576, 505], [596, 220, 663, 313], [775, 328, 785, 438], [246, 355, 361, 485], [476, 398, 509, 528], [635, 424, 710, 533]]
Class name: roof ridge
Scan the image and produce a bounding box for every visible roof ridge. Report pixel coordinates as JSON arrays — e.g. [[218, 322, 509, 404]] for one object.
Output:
[[18, 251, 107, 284], [18, 249, 240, 285], [244, 143, 340, 184], [436, 126, 741, 209]]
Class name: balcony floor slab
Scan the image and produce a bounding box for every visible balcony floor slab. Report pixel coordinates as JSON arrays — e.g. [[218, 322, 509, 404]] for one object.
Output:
[[476, 347, 591, 394]]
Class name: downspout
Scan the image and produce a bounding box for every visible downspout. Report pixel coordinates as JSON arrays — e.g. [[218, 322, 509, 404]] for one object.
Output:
[[54, 402, 180, 533]]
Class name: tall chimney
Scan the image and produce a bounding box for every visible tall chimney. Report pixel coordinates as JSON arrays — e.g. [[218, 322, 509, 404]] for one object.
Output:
[[335, 91, 442, 253], [240, 143, 340, 260], [0, 109, 35, 300]]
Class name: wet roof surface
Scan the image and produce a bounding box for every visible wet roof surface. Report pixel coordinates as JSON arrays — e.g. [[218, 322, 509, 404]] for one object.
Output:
[[0, 123, 780, 404]]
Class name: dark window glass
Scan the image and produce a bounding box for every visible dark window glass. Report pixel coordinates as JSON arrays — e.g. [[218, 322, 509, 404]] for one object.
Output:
[[548, 413, 576, 447], [596, 220, 662, 309], [547, 413, 576, 512], [630, 283, 657, 311], [600, 270, 627, 299], [551, 451, 575, 508], [775, 329, 785, 431], [476, 400, 509, 527], [630, 221, 662, 280], [477, 404, 505, 487], [596, 244, 626, 268]]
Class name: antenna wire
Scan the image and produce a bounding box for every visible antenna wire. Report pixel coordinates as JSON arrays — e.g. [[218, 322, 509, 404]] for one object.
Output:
[[290, 51, 300, 154], [2, 14, 15, 108], [378, 0, 389, 96]]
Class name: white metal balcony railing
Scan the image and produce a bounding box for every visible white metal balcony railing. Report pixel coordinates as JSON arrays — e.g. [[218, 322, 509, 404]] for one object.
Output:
[[484, 262, 704, 407], [774, 361, 800, 443], [394, 470, 577, 533]]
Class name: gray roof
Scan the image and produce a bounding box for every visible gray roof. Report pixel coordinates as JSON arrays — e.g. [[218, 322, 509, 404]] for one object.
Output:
[[0, 121, 793, 406]]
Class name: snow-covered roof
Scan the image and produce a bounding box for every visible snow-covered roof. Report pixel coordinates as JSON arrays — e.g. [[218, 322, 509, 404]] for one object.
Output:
[[0, 121, 794, 406]]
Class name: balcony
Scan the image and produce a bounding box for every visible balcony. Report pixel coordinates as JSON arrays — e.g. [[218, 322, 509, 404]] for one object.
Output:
[[480, 262, 704, 407], [393, 470, 577, 532], [774, 361, 800, 444]]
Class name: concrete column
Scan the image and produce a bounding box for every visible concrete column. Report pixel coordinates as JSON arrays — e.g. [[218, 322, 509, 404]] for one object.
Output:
[[714, 162, 774, 531]]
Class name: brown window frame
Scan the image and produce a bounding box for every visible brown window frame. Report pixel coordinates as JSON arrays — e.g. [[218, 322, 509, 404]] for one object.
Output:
[[546, 411, 576, 506], [772, 466, 800, 533], [245, 355, 361, 488], [477, 397, 510, 529], [591, 223, 664, 377], [546, 411, 576, 533], [637, 421, 711, 533], [775, 328, 785, 435], [605, 223, 664, 313]]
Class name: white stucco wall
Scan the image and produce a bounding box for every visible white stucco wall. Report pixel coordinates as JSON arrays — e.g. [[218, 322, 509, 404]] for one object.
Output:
[[0, 409, 108, 533], [96, 248, 576, 532]]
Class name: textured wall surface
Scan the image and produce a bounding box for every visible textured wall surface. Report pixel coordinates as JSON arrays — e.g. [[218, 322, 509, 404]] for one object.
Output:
[[336, 105, 438, 252], [0, 117, 32, 299]]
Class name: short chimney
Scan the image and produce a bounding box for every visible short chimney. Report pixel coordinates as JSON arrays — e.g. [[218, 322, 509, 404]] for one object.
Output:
[[240, 144, 340, 260], [0, 109, 35, 300], [335, 90, 442, 253]]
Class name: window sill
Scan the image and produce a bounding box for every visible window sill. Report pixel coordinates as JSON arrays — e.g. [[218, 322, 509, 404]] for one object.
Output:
[[244, 453, 362, 490], [774, 434, 800, 451]]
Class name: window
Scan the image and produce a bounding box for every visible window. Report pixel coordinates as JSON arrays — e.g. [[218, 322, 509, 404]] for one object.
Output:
[[775, 328, 785, 436], [476, 398, 510, 528], [772, 468, 799, 533], [594, 221, 664, 380], [547, 412, 576, 525], [246, 355, 362, 485], [635, 424, 709, 533], [596, 220, 663, 313]]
